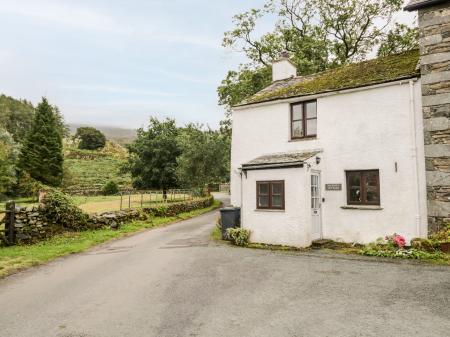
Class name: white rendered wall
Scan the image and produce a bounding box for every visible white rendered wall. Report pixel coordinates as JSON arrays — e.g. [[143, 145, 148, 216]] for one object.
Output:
[[231, 80, 427, 245], [242, 168, 311, 247]]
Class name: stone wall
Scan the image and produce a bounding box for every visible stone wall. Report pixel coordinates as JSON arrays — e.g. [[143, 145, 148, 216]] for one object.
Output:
[[5, 196, 214, 245], [12, 207, 145, 244], [418, 2, 450, 232]]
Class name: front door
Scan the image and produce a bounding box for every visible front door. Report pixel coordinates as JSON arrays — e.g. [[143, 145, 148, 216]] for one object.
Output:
[[311, 171, 322, 240]]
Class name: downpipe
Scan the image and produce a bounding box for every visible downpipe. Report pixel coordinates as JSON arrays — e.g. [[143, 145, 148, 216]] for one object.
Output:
[[409, 80, 422, 237]]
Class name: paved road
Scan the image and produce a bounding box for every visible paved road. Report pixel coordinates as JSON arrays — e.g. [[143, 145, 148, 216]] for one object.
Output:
[[0, 193, 449, 337]]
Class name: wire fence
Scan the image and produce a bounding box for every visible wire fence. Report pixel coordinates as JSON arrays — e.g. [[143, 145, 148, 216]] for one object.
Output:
[[0, 188, 206, 216]]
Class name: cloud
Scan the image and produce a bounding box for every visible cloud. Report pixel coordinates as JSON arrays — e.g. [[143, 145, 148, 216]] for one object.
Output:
[[0, 0, 129, 33], [61, 84, 184, 97]]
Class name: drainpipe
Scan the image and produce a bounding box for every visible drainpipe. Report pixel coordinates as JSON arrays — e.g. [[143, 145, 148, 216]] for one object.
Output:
[[409, 80, 422, 237], [239, 168, 244, 227]]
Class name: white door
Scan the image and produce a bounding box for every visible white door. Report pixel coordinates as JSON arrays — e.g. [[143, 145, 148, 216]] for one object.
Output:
[[311, 172, 322, 240]]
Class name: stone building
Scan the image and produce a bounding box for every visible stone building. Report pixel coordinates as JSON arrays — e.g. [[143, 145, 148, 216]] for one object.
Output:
[[405, 0, 450, 231]]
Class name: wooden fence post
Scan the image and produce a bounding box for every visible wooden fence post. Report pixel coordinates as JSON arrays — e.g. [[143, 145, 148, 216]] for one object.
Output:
[[120, 193, 123, 210], [141, 192, 143, 208], [128, 192, 131, 209]]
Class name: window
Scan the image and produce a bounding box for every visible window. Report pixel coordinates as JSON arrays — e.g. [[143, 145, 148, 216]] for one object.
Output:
[[256, 181, 285, 210], [291, 100, 317, 139], [346, 170, 380, 206]]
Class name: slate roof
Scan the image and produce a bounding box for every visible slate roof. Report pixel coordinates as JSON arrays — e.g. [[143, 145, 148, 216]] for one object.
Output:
[[404, 0, 448, 11], [242, 151, 320, 170], [236, 50, 420, 107]]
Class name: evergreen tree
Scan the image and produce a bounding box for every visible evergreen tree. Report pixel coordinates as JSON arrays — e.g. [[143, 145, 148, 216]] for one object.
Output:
[[19, 98, 64, 187]]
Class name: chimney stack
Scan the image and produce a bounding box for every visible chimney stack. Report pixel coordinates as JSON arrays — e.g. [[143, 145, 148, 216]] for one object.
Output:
[[272, 51, 297, 82]]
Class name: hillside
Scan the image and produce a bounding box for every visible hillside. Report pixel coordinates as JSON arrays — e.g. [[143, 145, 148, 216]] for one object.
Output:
[[69, 124, 137, 145], [63, 140, 132, 192]]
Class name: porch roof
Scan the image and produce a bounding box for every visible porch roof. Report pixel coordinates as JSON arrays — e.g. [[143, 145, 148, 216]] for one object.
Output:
[[242, 151, 320, 171]]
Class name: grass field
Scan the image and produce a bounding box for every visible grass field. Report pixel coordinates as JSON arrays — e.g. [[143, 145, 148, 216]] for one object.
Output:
[[0, 200, 221, 278]]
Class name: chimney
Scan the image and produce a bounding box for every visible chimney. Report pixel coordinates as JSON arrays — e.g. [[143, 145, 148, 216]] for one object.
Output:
[[272, 51, 297, 82]]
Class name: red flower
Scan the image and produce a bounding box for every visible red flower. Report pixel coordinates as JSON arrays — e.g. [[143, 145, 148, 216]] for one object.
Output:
[[394, 234, 406, 248]]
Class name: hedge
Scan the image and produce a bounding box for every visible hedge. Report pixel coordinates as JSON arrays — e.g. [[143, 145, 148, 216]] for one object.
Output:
[[144, 196, 214, 217]]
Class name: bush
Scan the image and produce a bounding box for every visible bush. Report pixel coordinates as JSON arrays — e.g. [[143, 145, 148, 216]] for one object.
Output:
[[226, 228, 250, 246], [75, 127, 106, 150], [102, 180, 119, 195], [410, 238, 438, 252], [42, 189, 89, 230], [145, 196, 214, 217]]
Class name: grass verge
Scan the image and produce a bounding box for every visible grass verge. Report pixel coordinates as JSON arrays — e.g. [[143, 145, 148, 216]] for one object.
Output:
[[0, 199, 221, 278]]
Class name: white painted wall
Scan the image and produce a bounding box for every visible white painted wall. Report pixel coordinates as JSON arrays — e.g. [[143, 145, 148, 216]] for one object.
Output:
[[242, 167, 311, 247], [231, 80, 427, 247]]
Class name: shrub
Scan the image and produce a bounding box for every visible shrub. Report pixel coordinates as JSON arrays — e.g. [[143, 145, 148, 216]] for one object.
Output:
[[75, 127, 106, 150], [385, 233, 406, 248], [410, 238, 438, 252], [102, 180, 119, 195], [226, 228, 250, 246], [42, 189, 89, 230], [145, 196, 214, 217]]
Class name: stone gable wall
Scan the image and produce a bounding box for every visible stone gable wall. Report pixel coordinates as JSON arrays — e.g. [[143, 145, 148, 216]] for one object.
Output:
[[418, 2, 450, 231]]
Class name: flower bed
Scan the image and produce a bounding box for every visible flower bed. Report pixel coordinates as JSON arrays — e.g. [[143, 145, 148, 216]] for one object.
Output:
[[359, 227, 450, 263]]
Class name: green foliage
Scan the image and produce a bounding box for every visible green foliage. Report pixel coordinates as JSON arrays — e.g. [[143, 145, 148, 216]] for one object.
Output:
[[0, 94, 35, 143], [218, 66, 272, 112], [15, 173, 43, 197], [0, 128, 19, 195], [226, 228, 251, 246], [410, 238, 438, 253], [176, 124, 230, 188], [378, 23, 419, 57], [145, 196, 214, 217], [126, 117, 181, 190], [361, 246, 448, 261], [19, 98, 64, 187], [42, 189, 89, 230], [75, 126, 107, 150], [102, 180, 119, 195], [219, 0, 407, 110]]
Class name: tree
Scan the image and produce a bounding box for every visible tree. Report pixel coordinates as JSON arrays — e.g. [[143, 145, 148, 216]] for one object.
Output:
[[125, 117, 181, 190], [176, 124, 230, 188], [0, 94, 35, 143], [377, 23, 419, 57], [0, 128, 19, 195], [219, 0, 405, 111], [19, 98, 64, 187], [75, 126, 107, 150], [0, 94, 69, 142]]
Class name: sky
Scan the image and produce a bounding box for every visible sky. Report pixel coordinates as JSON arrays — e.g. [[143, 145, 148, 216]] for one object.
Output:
[[0, 0, 416, 130]]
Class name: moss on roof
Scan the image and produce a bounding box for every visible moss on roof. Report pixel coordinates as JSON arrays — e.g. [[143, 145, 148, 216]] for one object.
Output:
[[239, 49, 420, 106]]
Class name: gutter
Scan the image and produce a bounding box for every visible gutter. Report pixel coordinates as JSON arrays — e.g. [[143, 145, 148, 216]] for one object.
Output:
[[404, 0, 448, 11], [233, 76, 420, 111]]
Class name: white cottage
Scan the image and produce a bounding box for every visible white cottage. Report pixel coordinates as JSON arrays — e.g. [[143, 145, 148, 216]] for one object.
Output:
[[230, 50, 429, 247]]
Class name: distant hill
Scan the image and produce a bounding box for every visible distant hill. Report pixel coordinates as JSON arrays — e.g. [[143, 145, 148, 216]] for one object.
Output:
[[69, 124, 137, 145]]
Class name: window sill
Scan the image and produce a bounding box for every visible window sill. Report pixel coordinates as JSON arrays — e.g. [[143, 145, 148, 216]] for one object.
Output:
[[288, 137, 317, 142], [254, 209, 285, 212], [341, 205, 383, 210]]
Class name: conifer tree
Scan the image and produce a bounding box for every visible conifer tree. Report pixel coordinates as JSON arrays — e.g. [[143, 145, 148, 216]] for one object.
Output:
[[19, 97, 64, 186]]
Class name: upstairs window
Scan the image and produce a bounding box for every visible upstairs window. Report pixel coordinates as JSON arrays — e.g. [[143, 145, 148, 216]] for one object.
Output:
[[291, 100, 317, 139], [346, 170, 380, 206], [256, 181, 285, 210]]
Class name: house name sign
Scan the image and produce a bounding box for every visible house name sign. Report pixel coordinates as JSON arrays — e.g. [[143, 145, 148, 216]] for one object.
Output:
[[325, 184, 342, 191]]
